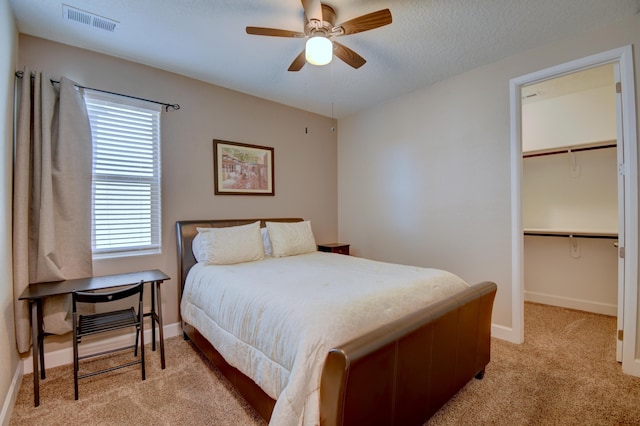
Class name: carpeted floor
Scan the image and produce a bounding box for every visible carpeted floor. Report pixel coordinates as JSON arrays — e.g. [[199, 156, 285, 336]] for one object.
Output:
[[10, 334, 265, 426], [10, 303, 640, 425], [426, 303, 640, 425]]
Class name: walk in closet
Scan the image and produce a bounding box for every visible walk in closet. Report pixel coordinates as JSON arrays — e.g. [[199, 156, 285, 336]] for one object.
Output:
[[522, 64, 619, 316]]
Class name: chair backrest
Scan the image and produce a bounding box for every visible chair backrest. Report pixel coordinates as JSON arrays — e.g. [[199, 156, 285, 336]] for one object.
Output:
[[72, 281, 144, 311]]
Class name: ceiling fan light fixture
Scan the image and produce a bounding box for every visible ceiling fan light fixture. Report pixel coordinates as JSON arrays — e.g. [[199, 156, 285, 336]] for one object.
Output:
[[305, 36, 333, 66]]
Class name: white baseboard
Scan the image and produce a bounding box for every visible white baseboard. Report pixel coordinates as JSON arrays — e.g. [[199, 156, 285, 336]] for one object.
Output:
[[22, 322, 182, 375], [622, 356, 640, 377], [524, 291, 617, 316], [1, 363, 22, 426], [491, 323, 518, 343]]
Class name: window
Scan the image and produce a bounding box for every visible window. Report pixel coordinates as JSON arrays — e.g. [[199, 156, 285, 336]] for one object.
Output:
[[84, 90, 161, 258]]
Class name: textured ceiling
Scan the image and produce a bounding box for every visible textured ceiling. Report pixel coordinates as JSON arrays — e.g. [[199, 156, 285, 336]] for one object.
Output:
[[9, 0, 640, 118]]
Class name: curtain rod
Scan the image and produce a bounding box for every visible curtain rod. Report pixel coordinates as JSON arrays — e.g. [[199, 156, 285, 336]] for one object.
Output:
[[15, 70, 180, 112]]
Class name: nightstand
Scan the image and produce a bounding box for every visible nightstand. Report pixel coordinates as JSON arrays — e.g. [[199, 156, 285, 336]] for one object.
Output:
[[317, 243, 350, 255]]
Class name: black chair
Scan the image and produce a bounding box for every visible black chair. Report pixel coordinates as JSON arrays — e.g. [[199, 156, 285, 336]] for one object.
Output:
[[72, 281, 145, 400]]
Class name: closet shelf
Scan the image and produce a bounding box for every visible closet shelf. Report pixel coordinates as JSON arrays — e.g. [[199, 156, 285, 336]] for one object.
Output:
[[524, 228, 618, 239], [523, 141, 616, 158]]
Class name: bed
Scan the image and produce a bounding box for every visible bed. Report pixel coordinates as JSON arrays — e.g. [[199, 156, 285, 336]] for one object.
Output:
[[176, 218, 497, 426]]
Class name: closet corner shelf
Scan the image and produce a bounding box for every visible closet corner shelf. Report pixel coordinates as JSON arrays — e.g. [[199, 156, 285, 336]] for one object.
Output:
[[524, 228, 618, 239]]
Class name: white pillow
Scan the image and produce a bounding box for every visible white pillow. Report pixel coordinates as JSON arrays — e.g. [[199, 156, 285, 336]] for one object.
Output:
[[266, 221, 317, 257], [192, 231, 204, 262], [261, 227, 273, 256], [196, 221, 264, 265]]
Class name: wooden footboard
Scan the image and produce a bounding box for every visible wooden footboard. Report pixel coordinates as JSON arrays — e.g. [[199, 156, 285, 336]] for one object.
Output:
[[182, 281, 496, 425], [319, 281, 497, 426]]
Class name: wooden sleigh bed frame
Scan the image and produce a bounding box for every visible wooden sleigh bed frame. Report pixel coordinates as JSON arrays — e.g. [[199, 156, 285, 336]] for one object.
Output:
[[176, 219, 497, 425]]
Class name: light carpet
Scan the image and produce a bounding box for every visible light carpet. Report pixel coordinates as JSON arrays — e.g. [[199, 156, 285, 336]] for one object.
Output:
[[11, 303, 640, 425]]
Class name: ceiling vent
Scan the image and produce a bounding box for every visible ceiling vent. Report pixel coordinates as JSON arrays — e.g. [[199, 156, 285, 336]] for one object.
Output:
[[62, 4, 118, 32]]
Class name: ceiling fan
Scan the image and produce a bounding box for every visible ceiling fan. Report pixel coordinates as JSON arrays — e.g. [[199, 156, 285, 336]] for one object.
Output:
[[246, 0, 392, 71]]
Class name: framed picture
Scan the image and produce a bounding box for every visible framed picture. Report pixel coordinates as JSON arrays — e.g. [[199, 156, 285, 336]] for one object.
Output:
[[213, 139, 274, 195]]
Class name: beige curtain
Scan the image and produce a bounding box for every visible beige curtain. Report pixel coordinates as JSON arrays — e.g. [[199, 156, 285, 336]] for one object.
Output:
[[13, 69, 93, 353]]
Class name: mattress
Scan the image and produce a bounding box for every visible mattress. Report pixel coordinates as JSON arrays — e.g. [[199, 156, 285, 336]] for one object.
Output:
[[180, 251, 469, 426]]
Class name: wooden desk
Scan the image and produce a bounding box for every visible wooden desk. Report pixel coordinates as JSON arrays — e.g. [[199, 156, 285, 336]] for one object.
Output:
[[18, 269, 170, 407]]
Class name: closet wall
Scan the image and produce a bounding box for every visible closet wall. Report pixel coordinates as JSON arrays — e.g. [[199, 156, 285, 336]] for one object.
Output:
[[522, 65, 619, 316]]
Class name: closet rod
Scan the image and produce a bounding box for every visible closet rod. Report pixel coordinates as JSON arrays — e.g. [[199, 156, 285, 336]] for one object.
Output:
[[523, 143, 616, 158], [524, 232, 618, 240], [14, 70, 180, 112]]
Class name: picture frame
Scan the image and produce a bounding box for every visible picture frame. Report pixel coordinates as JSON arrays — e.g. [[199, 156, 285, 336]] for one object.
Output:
[[213, 139, 274, 195]]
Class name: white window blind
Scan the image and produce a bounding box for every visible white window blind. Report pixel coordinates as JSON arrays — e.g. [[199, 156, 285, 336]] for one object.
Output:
[[84, 90, 162, 258]]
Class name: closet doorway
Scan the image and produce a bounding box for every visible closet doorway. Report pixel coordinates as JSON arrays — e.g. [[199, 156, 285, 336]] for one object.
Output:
[[521, 64, 620, 355], [510, 46, 639, 376]]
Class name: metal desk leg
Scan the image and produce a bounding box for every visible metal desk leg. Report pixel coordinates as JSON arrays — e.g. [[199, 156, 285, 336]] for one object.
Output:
[[155, 281, 165, 369], [30, 299, 41, 407], [150, 281, 156, 352], [37, 300, 45, 380]]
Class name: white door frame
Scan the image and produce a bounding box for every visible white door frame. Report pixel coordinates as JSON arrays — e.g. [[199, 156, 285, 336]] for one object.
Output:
[[509, 45, 639, 376], [614, 62, 625, 362]]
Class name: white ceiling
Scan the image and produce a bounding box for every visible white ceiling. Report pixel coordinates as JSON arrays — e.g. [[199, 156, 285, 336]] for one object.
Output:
[[522, 63, 615, 105], [9, 0, 640, 118]]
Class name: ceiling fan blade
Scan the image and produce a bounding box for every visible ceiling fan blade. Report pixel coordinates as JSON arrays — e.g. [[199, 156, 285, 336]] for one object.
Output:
[[301, 0, 323, 22], [246, 27, 304, 37], [288, 50, 306, 72], [336, 9, 392, 35], [333, 41, 366, 69]]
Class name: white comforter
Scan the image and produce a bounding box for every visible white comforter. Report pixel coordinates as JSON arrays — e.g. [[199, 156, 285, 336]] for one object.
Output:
[[180, 251, 469, 426]]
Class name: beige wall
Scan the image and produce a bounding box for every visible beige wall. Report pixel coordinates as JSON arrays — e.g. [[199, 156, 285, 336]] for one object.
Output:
[[0, 0, 19, 420], [17, 35, 338, 353], [523, 84, 617, 152], [523, 149, 618, 232], [338, 13, 640, 344], [524, 236, 618, 315]]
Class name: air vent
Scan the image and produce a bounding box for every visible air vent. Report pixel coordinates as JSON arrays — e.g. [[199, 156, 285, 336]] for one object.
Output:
[[62, 4, 118, 32]]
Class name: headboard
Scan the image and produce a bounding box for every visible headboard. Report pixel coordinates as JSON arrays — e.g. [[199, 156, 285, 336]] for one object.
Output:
[[175, 218, 303, 297]]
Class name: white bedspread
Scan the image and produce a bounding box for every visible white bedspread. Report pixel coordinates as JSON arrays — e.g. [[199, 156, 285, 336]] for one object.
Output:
[[180, 251, 469, 426]]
